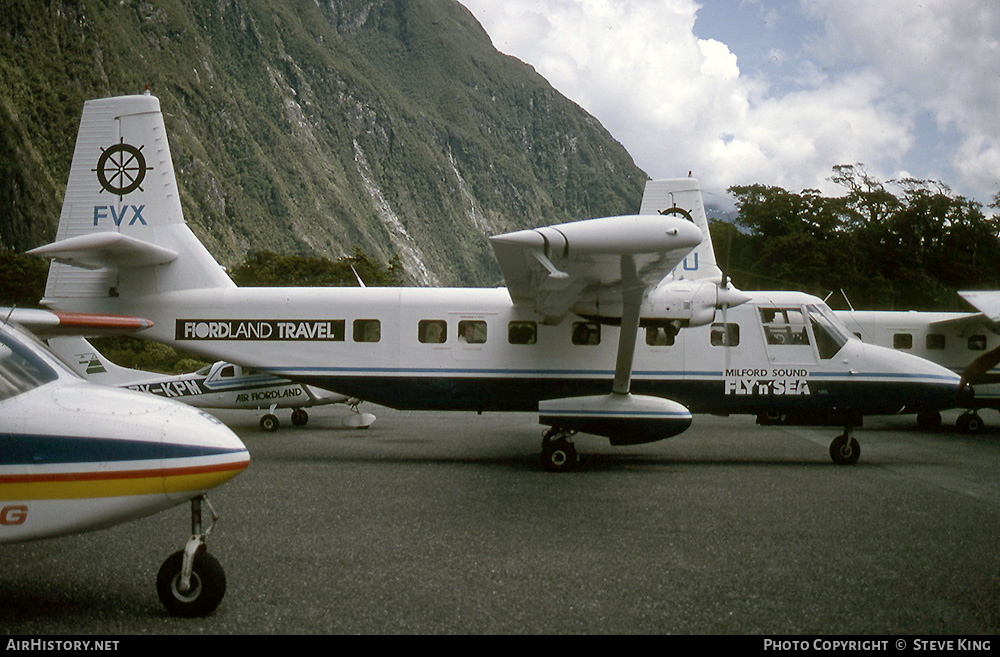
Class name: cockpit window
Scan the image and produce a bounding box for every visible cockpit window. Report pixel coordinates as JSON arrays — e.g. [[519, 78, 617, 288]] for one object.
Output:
[[0, 327, 59, 401], [760, 308, 809, 346], [806, 304, 850, 359]]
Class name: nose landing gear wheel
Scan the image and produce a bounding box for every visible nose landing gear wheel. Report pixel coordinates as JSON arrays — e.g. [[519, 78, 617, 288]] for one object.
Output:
[[956, 411, 985, 434], [156, 548, 227, 617], [156, 497, 227, 617], [829, 433, 860, 465]]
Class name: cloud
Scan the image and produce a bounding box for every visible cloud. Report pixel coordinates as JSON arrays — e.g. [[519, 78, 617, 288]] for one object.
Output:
[[804, 0, 1000, 198], [459, 0, 999, 206]]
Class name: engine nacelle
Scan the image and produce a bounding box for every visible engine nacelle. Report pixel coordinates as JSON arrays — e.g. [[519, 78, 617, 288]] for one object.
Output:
[[643, 280, 750, 328], [539, 393, 692, 445], [572, 280, 750, 330]]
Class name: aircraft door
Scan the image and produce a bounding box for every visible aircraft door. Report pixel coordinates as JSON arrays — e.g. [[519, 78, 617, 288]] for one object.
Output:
[[759, 306, 818, 366]]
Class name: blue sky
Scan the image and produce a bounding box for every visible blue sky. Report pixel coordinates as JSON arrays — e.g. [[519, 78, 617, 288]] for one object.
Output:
[[459, 0, 999, 210]]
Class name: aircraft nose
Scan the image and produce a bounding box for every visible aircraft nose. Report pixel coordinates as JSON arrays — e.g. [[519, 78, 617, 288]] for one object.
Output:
[[871, 345, 964, 411], [161, 406, 250, 502]]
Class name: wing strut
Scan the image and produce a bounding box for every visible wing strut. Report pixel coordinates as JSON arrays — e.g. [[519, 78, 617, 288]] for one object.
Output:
[[612, 254, 643, 395]]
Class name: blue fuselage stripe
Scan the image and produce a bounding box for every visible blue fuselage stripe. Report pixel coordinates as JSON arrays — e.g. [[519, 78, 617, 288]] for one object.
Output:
[[0, 434, 245, 466]]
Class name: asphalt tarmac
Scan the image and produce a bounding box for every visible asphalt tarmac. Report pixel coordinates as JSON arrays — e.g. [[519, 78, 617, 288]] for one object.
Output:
[[3, 406, 1000, 635]]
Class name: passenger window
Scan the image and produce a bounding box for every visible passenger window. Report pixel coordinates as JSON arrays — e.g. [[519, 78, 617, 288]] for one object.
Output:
[[419, 320, 447, 344], [926, 334, 945, 350], [571, 322, 600, 345], [893, 333, 913, 350], [969, 335, 987, 351], [458, 320, 487, 344], [711, 323, 739, 347], [220, 365, 235, 378], [508, 321, 537, 345], [645, 326, 675, 346], [760, 308, 809, 345], [354, 319, 381, 343]]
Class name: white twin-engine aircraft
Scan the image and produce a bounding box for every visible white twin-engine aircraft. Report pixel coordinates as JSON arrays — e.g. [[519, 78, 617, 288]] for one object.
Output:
[[838, 290, 1000, 433], [0, 310, 249, 616], [46, 336, 376, 431], [30, 93, 964, 471]]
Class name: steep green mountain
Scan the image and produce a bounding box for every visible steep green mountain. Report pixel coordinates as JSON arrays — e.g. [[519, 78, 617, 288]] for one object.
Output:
[[0, 0, 647, 285]]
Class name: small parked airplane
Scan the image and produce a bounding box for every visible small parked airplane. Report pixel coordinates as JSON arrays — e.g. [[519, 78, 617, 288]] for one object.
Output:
[[837, 290, 1000, 433], [46, 336, 376, 431], [29, 92, 965, 470], [0, 313, 250, 616]]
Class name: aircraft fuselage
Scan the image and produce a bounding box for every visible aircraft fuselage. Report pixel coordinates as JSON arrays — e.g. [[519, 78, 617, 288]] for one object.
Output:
[[109, 286, 962, 423]]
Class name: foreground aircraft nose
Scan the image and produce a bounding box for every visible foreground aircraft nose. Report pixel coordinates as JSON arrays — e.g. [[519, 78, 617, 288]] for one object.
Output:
[[19, 384, 250, 538], [159, 404, 250, 503]]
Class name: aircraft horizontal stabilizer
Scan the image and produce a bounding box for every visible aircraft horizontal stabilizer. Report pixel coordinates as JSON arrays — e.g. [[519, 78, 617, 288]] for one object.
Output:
[[28, 232, 178, 270], [2, 307, 154, 337]]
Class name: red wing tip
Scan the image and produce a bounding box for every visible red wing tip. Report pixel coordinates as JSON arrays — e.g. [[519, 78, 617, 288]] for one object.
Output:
[[50, 311, 154, 331]]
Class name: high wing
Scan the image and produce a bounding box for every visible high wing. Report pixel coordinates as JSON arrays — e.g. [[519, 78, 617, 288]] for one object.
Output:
[[490, 213, 703, 324], [927, 312, 990, 332], [959, 291, 1000, 325], [490, 210, 706, 450]]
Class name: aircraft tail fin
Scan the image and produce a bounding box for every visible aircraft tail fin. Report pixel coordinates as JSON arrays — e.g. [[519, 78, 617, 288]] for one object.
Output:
[[32, 92, 234, 314], [639, 178, 724, 285], [46, 336, 153, 386]]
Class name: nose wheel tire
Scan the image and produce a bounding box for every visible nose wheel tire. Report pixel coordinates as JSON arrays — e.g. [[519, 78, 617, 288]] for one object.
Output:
[[829, 433, 860, 465], [956, 411, 985, 434], [156, 548, 227, 617]]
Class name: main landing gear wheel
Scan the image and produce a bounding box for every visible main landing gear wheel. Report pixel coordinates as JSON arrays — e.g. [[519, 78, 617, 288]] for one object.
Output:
[[156, 496, 227, 617], [829, 432, 860, 465], [259, 414, 279, 432], [541, 428, 579, 473], [291, 408, 309, 426], [956, 411, 985, 434]]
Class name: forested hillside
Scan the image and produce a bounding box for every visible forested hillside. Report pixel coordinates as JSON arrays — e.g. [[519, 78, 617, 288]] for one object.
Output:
[[2, 2, 997, 312], [0, 0, 647, 285]]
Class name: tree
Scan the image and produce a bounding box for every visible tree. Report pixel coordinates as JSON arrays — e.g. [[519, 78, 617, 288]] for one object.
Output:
[[728, 166, 1000, 310]]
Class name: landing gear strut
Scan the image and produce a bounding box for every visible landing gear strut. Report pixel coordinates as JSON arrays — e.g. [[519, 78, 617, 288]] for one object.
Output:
[[829, 427, 860, 465], [541, 427, 579, 473], [156, 496, 227, 617]]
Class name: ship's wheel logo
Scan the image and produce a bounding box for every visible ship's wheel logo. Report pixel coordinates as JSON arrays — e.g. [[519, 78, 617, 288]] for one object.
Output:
[[93, 139, 151, 200], [658, 206, 695, 222]]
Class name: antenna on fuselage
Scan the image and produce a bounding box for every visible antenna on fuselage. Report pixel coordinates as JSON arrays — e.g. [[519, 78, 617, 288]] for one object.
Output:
[[351, 265, 366, 288]]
